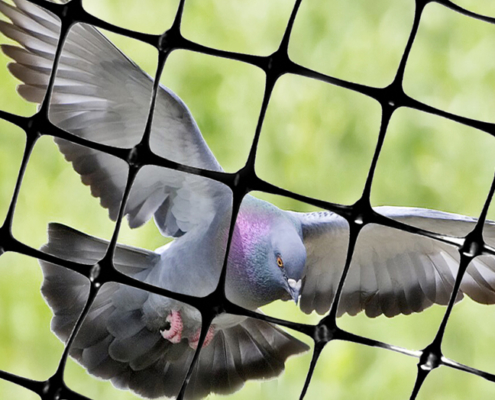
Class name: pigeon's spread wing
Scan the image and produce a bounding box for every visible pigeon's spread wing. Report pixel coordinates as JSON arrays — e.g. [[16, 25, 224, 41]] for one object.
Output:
[[295, 206, 495, 317], [0, 0, 228, 237], [40, 224, 308, 400]]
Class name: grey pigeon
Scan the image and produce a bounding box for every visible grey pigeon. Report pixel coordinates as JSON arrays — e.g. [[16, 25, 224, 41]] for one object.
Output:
[[3, 0, 495, 399]]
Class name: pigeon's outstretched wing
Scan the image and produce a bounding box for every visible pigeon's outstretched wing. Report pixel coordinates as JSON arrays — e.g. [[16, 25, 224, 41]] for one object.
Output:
[[292, 206, 495, 317], [40, 223, 309, 400], [0, 0, 228, 237]]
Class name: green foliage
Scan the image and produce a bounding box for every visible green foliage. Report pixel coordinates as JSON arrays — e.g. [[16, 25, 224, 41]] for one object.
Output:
[[1, 0, 495, 399]]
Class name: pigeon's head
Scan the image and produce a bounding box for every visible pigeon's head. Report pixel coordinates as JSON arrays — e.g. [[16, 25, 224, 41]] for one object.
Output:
[[227, 200, 307, 309], [268, 219, 306, 304]]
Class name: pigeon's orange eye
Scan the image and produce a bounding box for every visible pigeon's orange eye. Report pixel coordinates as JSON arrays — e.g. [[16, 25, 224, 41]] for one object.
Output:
[[277, 256, 284, 268]]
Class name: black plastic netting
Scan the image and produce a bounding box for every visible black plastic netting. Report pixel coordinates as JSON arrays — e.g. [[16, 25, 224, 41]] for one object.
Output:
[[2, 0, 495, 399]]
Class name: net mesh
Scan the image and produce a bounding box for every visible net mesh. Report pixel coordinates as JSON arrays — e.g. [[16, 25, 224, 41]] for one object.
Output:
[[1, 0, 495, 399]]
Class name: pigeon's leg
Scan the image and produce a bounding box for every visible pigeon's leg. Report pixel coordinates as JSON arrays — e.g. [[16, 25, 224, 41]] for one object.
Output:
[[160, 310, 183, 344], [189, 326, 215, 349]]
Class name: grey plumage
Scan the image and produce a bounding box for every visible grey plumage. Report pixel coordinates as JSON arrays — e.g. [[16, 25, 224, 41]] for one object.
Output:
[[40, 223, 309, 399], [1, 1, 310, 398], [4, 1, 495, 399], [295, 207, 495, 317]]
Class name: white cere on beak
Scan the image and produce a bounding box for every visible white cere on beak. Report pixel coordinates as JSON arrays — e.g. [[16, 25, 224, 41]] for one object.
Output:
[[288, 278, 302, 292], [287, 278, 302, 305]]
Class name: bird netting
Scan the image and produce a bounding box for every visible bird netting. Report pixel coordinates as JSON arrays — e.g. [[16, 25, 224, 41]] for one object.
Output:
[[1, 0, 495, 399]]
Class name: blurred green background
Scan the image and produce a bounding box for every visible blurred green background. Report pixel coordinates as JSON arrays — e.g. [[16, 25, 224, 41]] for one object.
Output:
[[2, 0, 495, 399]]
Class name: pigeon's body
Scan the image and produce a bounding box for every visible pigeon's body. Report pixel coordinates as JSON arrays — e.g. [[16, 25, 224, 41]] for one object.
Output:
[[152, 195, 303, 306], [3, 0, 495, 399], [40, 212, 308, 400], [134, 195, 305, 341]]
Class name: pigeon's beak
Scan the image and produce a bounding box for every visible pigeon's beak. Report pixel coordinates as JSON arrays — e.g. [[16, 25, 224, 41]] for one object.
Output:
[[287, 278, 302, 305]]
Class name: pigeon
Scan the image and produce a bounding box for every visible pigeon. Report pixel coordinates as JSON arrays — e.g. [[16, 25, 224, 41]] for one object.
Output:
[[2, 0, 495, 399]]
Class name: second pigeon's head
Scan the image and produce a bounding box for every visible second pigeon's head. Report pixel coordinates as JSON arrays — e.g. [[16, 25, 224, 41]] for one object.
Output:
[[226, 198, 307, 310]]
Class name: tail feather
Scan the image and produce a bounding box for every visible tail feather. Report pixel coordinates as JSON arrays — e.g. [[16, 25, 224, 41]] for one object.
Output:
[[82, 335, 127, 380], [108, 327, 161, 363], [185, 318, 310, 399], [129, 337, 168, 372], [106, 308, 146, 339], [194, 330, 244, 396], [73, 299, 114, 349]]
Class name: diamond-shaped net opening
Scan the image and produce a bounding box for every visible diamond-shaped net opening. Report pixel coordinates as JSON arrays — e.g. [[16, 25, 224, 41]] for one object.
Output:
[[1, 0, 495, 399]]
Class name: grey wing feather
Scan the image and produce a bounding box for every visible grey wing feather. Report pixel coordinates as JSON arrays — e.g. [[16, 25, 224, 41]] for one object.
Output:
[[40, 224, 308, 399], [184, 318, 309, 400], [0, 0, 228, 238], [294, 206, 495, 317]]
